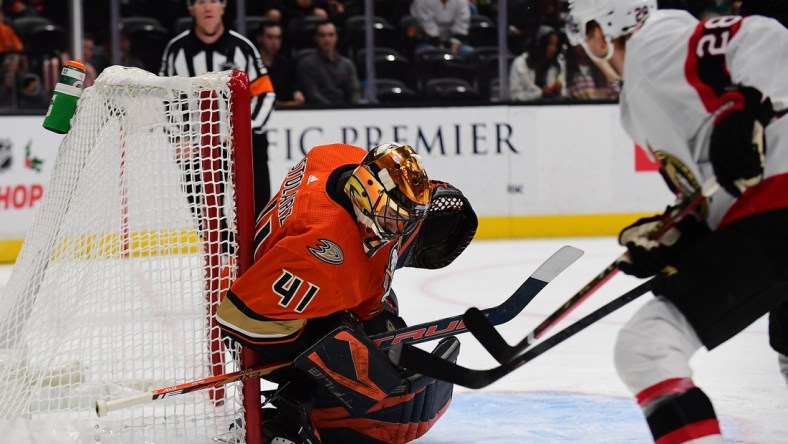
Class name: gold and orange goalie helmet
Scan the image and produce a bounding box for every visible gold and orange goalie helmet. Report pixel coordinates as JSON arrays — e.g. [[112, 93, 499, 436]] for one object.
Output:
[[345, 143, 431, 254]]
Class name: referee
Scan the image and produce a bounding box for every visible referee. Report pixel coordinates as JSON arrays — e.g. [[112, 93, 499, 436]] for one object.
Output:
[[160, 0, 276, 213]]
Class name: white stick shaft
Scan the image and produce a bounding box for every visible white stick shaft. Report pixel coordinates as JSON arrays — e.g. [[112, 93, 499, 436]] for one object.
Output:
[[96, 392, 154, 417]]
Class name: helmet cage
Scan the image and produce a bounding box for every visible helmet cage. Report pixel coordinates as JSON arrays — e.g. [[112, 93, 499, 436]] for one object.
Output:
[[345, 144, 430, 251]]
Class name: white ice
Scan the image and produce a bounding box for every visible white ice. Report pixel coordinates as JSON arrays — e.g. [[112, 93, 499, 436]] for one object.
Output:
[[1, 237, 786, 443]]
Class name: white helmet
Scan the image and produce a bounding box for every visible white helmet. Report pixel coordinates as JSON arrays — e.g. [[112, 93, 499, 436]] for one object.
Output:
[[567, 0, 657, 60]]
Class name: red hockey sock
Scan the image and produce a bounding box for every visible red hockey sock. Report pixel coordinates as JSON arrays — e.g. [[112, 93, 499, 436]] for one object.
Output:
[[636, 378, 721, 443]]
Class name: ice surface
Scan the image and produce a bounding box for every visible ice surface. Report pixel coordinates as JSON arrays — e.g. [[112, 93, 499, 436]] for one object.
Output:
[[1, 237, 786, 443]]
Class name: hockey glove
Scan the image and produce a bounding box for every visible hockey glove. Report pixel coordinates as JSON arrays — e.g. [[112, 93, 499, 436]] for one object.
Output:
[[397, 180, 477, 270], [616, 208, 710, 278], [362, 290, 407, 335], [709, 85, 773, 197]]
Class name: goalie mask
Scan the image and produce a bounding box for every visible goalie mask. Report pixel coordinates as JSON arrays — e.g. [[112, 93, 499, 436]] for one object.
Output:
[[344, 143, 430, 255], [568, 0, 656, 61]]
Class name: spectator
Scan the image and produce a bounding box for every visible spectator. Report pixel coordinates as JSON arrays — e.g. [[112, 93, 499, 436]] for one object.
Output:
[[564, 44, 618, 101], [264, 6, 284, 24], [42, 54, 98, 94], [509, 26, 565, 101], [16, 0, 68, 28], [14, 71, 47, 108], [409, 0, 474, 57], [507, 0, 563, 55], [0, 52, 22, 108], [0, 6, 23, 107], [248, 0, 285, 22], [0, 8, 22, 54], [284, 0, 329, 52], [468, 0, 479, 15], [0, 8, 47, 111], [296, 20, 361, 105], [284, 0, 328, 24], [39, 40, 98, 96], [256, 22, 305, 107], [317, 0, 354, 25], [80, 33, 99, 87], [92, 30, 146, 75], [160, 0, 276, 214], [1, 0, 22, 18]]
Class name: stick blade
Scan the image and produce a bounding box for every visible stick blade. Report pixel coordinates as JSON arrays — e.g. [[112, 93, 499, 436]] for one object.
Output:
[[389, 343, 496, 389], [463, 307, 512, 363], [532, 246, 584, 283]]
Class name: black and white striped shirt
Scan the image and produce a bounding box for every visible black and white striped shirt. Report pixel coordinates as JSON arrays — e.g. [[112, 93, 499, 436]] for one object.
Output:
[[159, 28, 276, 133]]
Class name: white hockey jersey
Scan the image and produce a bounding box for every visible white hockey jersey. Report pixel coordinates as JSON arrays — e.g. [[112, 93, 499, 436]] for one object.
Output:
[[620, 11, 788, 228]]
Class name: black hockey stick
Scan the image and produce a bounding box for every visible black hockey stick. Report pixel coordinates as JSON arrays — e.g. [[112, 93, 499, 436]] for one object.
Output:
[[463, 262, 617, 364], [388, 279, 653, 389], [96, 245, 582, 415], [466, 179, 720, 364], [371, 245, 583, 349]]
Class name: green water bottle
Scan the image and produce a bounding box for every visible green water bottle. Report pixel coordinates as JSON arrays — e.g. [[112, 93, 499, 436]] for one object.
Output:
[[43, 58, 87, 134]]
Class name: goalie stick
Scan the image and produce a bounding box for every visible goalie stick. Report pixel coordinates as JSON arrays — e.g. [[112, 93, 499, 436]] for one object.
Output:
[[388, 279, 653, 389], [467, 178, 721, 364], [96, 245, 583, 416], [372, 245, 582, 349]]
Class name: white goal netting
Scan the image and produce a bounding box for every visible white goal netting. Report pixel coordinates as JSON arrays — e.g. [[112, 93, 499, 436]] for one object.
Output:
[[0, 67, 254, 443]]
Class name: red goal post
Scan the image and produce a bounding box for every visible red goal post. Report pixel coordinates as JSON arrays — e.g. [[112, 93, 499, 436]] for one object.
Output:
[[0, 67, 262, 444], [227, 69, 264, 444]]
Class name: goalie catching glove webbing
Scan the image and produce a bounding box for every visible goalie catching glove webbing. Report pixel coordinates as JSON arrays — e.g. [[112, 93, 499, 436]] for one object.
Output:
[[709, 84, 773, 197], [398, 180, 477, 269]]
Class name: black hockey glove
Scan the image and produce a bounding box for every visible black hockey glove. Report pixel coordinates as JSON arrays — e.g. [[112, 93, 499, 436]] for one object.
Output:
[[362, 290, 407, 335], [616, 207, 710, 278], [397, 180, 477, 270], [709, 85, 773, 197]]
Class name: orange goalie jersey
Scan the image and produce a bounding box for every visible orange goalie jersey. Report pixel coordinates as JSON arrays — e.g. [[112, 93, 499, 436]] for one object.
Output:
[[216, 144, 401, 358]]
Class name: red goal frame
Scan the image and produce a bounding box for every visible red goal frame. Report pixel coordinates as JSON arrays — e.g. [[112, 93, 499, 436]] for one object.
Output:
[[224, 70, 262, 444]]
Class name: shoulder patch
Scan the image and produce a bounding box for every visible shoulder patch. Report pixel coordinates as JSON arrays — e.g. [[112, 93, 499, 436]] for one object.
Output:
[[308, 239, 344, 265]]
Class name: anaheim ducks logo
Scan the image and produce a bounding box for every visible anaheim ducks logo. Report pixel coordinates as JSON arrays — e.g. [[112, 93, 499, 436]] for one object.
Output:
[[308, 239, 344, 265]]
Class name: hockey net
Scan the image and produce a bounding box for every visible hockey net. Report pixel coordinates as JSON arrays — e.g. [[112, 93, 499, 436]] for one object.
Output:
[[0, 67, 259, 443]]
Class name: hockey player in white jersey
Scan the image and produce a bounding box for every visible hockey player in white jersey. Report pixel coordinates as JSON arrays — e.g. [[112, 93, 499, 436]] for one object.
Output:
[[567, 0, 788, 442]]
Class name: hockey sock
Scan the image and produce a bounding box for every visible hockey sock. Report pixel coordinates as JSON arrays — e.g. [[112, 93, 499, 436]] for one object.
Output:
[[636, 378, 722, 444]]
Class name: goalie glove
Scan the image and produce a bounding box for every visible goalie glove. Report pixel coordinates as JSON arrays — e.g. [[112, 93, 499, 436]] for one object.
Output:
[[710, 85, 773, 197], [616, 207, 710, 278], [398, 180, 478, 270]]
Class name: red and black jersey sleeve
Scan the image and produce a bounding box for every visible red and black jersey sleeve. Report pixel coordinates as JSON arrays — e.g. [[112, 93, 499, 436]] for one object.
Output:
[[684, 16, 744, 112]]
